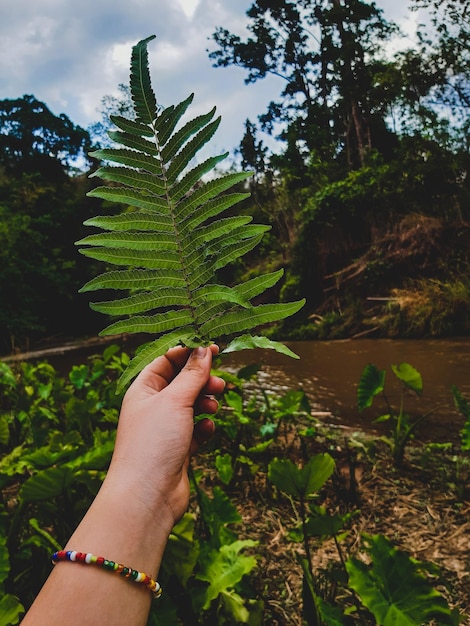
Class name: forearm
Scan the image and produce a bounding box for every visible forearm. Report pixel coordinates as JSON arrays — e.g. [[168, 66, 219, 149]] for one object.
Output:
[[23, 476, 174, 626], [22, 346, 221, 625]]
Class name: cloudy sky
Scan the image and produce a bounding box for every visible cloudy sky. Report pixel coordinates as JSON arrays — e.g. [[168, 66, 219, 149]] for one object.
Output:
[[0, 0, 420, 157]]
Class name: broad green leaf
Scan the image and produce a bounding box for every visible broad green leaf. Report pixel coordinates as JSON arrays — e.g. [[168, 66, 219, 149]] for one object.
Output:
[[0, 594, 24, 626], [268, 453, 335, 499], [29, 518, 62, 550], [196, 540, 258, 610], [215, 453, 234, 485], [220, 589, 251, 623], [69, 364, 89, 389], [374, 413, 391, 423], [391, 363, 423, 396], [317, 596, 347, 626], [202, 485, 242, 527], [302, 507, 350, 538], [357, 364, 386, 410], [346, 535, 453, 626], [65, 436, 115, 470], [224, 390, 243, 413], [20, 467, 74, 502], [0, 362, 16, 388]]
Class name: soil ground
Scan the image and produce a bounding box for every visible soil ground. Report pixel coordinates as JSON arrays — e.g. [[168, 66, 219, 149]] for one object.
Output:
[[194, 423, 470, 625]]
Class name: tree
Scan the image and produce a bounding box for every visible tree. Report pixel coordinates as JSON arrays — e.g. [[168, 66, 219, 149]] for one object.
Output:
[[88, 83, 134, 148], [0, 96, 106, 350], [238, 118, 268, 178], [0, 95, 92, 179], [209, 0, 398, 169], [410, 0, 470, 146]]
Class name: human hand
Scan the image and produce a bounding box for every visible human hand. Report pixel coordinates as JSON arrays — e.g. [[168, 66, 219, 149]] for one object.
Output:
[[105, 344, 224, 526]]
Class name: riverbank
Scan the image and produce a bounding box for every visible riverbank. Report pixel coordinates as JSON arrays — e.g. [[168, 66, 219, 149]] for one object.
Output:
[[3, 335, 469, 446]]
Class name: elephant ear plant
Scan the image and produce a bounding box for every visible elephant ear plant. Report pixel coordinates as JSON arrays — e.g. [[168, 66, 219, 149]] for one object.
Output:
[[77, 36, 304, 393]]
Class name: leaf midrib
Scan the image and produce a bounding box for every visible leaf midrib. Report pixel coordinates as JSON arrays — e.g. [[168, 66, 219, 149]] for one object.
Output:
[[151, 121, 202, 338]]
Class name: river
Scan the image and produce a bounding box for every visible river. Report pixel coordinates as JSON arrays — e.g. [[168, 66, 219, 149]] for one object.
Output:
[[220, 338, 470, 444]]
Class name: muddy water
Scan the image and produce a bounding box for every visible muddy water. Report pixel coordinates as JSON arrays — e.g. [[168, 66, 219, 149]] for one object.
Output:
[[14, 337, 470, 443], [220, 338, 470, 443]]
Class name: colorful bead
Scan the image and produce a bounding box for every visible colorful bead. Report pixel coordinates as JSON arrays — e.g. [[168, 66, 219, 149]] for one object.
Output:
[[51, 550, 162, 598]]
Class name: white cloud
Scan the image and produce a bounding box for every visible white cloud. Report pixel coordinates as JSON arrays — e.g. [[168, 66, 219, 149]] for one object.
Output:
[[176, 0, 200, 19]]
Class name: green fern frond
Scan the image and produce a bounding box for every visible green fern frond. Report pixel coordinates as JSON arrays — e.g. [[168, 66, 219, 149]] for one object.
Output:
[[78, 36, 304, 392]]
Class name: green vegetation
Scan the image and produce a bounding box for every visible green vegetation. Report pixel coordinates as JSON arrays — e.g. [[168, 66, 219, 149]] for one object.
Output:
[[1, 349, 468, 624], [357, 361, 428, 465]]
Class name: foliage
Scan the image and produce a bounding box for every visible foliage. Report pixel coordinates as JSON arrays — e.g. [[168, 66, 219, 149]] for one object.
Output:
[[267, 448, 457, 625], [0, 346, 127, 621], [206, 0, 470, 337], [346, 534, 458, 626], [357, 362, 432, 464], [268, 453, 339, 625], [211, 363, 315, 485], [0, 99, 105, 351], [388, 277, 470, 338], [0, 95, 92, 176], [410, 0, 470, 141], [155, 488, 261, 625], [78, 36, 304, 392], [1, 347, 466, 624], [0, 351, 263, 625]]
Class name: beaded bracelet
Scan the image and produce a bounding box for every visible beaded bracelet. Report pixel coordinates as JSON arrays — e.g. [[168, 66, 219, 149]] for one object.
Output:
[[51, 550, 162, 598]]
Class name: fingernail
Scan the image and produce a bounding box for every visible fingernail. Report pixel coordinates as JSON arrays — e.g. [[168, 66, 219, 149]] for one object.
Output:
[[193, 347, 207, 358]]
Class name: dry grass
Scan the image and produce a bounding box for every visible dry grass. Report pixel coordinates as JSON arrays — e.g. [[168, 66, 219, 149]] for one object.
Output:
[[194, 425, 470, 624]]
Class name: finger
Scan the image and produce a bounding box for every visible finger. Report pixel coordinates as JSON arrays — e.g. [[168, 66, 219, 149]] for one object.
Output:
[[201, 375, 226, 396], [195, 395, 219, 415], [164, 346, 213, 408], [132, 346, 191, 394], [191, 418, 215, 454]]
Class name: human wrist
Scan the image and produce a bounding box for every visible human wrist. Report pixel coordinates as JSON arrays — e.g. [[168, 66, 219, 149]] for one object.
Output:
[[99, 470, 178, 538]]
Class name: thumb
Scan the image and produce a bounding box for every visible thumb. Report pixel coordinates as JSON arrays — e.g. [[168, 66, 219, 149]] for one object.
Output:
[[165, 347, 212, 407]]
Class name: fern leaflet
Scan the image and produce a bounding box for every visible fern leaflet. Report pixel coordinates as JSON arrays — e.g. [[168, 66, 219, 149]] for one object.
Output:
[[78, 36, 305, 391]]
